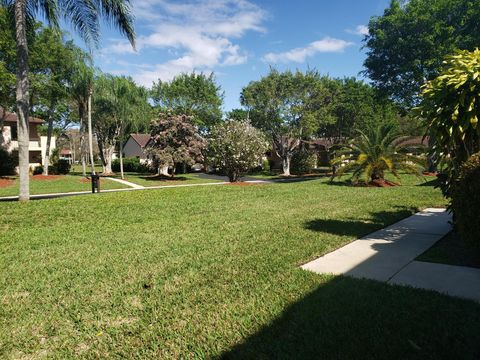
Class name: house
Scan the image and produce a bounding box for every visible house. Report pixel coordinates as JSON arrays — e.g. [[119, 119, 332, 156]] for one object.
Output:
[[59, 149, 73, 164], [123, 133, 151, 162], [1, 109, 56, 168]]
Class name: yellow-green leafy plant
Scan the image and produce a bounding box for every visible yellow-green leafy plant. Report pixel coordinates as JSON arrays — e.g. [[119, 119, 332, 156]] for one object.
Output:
[[417, 49, 480, 197]]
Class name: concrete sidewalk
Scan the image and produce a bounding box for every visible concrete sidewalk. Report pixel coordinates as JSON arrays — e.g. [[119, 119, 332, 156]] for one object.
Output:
[[302, 208, 480, 302], [105, 177, 145, 189]]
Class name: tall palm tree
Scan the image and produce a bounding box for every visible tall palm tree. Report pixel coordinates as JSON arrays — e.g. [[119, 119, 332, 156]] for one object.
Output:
[[2, 0, 135, 201], [331, 124, 425, 185]]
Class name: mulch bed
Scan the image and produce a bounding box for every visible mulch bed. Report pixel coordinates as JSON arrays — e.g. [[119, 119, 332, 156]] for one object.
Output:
[[32, 175, 62, 181], [422, 171, 438, 177], [354, 179, 400, 187], [0, 177, 15, 188]]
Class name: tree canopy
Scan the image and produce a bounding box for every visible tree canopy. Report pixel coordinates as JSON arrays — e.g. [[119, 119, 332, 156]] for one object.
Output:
[[152, 72, 224, 131], [363, 0, 480, 109]]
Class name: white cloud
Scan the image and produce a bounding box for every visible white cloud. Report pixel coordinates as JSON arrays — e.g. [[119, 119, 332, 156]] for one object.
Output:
[[346, 24, 369, 36], [103, 0, 267, 86], [262, 37, 353, 64]]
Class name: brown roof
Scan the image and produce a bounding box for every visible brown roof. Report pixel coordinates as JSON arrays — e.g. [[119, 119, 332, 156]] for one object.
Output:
[[130, 133, 151, 148], [59, 149, 72, 155], [1, 108, 44, 124]]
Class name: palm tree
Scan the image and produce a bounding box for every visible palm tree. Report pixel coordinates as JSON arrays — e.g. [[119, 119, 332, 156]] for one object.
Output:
[[331, 124, 425, 185], [69, 49, 94, 177], [3, 0, 135, 201]]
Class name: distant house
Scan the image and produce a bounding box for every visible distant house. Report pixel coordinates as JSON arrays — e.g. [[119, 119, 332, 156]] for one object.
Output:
[[59, 149, 73, 164], [123, 134, 151, 162], [1, 109, 56, 168]]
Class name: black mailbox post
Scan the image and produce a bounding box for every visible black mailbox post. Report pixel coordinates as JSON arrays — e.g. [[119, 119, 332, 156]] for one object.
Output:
[[91, 174, 100, 193]]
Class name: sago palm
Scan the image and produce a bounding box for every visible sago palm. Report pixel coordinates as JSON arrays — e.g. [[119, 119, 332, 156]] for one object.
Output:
[[1, 0, 135, 201], [331, 124, 425, 184]]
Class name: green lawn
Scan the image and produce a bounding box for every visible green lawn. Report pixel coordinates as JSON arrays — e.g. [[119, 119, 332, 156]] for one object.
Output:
[[115, 172, 222, 187], [0, 174, 127, 197], [1, 176, 479, 359]]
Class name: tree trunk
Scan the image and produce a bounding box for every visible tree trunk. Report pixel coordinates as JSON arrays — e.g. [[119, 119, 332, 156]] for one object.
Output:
[[14, 0, 30, 201], [282, 155, 291, 176], [87, 88, 95, 175], [42, 110, 55, 176], [102, 146, 114, 174], [157, 165, 169, 176], [0, 107, 6, 148], [119, 132, 124, 179]]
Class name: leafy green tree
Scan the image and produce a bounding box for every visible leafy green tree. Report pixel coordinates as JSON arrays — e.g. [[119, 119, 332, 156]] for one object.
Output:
[[241, 69, 333, 176], [3, 0, 135, 201], [147, 113, 205, 177], [93, 74, 150, 177], [225, 108, 250, 122], [29, 29, 78, 175], [321, 78, 400, 141], [331, 124, 424, 184], [416, 49, 480, 197], [206, 120, 267, 182], [152, 72, 224, 131], [363, 0, 480, 109]]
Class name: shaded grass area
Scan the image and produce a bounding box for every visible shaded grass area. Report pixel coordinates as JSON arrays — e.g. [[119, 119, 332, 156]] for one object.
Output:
[[418, 231, 480, 269], [1, 176, 477, 359], [0, 175, 127, 197]]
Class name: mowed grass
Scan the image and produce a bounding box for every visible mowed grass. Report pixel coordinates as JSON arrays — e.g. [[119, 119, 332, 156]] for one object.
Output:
[[0, 175, 127, 197], [117, 172, 222, 187], [1, 176, 480, 359]]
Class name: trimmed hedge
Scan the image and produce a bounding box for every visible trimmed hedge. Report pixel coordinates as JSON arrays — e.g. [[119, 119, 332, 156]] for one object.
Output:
[[451, 152, 480, 251], [112, 157, 150, 173], [0, 148, 18, 175]]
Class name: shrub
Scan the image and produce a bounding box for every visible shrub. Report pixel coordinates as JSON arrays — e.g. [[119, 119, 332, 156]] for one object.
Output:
[[54, 159, 71, 174], [291, 150, 317, 174], [451, 152, 480, 250], [206, 121, 267, 182], [0, 148, 18, 175], [112, 157, 149, 173], [417, 49, 480, 198], [33, 165, 43, 175]]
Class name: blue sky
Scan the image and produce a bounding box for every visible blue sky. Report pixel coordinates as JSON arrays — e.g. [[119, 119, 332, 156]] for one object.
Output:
[[90, 0, 390, 111]]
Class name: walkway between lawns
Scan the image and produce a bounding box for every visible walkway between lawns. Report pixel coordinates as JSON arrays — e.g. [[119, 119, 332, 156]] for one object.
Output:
[[302, 208, 480, 302], [0, 179, 269, 201]]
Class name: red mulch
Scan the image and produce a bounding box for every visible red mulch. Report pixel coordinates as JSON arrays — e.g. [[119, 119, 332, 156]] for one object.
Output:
[[32, 175, 62, 181], [354, 179, 400, 187], [422, 171, 438, 177], [0, 177, 15, 188]]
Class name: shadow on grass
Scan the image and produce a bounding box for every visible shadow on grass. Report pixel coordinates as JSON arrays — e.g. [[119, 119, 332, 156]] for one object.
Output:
[[304, 208, 415, 238], [221, 276, 480, 359], [139, 175, 189, 182]]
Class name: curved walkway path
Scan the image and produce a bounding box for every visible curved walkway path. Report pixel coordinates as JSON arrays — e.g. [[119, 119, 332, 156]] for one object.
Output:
[[302, 208, 480, 302]]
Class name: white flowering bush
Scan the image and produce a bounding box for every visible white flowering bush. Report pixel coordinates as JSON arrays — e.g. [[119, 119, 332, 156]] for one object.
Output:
[[206, 120, 267, 182]]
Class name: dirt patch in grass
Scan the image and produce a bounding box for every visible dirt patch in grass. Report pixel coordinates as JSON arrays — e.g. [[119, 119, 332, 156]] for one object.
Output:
[[32, 175, 62, 181], [0, 177, 15, 188], [417, 231, 480, 268], [354, 179, 400, 187], [422, 171, 438, 177]]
